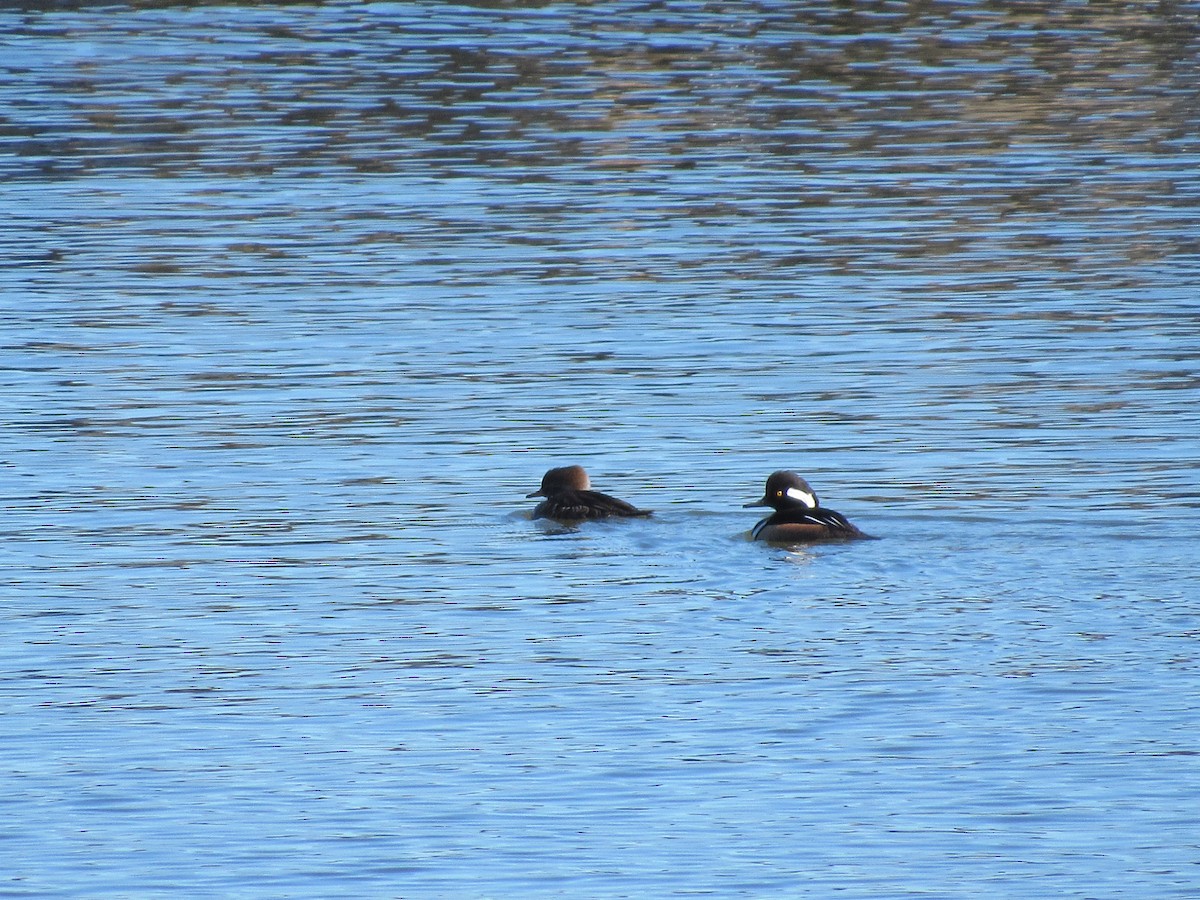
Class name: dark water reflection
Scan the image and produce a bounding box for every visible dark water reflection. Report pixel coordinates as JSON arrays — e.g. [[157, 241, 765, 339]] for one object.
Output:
[[3, 3, 1200, 898]]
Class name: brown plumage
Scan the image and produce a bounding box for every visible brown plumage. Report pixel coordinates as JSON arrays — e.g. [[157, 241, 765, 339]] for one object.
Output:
[[528, 465, 651, 521]]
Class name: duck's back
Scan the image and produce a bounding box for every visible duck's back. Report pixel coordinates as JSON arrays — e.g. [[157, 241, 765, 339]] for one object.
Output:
[[534, 489, 651, 521], [752, 505, 864, 541]]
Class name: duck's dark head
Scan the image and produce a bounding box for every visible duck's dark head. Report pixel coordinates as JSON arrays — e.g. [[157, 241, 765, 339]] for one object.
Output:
[[744, 470, 818, 511]]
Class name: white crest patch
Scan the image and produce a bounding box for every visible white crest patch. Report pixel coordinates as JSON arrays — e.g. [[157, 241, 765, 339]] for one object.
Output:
[[786, 487, 816, 507]]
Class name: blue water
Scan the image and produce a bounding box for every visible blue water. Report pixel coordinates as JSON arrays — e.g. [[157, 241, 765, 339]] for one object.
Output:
[[3, 3, 1199, 897]]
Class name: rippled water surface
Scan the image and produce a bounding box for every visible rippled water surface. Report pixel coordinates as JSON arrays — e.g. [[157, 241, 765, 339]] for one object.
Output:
[[3, 2, 1199, 897]]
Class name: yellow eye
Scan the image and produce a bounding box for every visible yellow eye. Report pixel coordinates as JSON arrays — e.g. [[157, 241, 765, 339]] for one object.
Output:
[[775, 490, 783, 497]]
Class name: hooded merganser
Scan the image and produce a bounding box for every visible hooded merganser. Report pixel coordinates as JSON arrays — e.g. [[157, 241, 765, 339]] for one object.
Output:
[[527, 465, 651, 521], [745, 470, 866, 542]]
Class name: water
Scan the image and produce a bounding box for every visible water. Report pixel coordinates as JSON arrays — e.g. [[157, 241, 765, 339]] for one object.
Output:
[[3, 2, 1199, 897]]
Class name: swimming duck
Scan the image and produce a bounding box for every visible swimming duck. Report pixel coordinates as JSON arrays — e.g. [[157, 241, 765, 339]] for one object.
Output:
[[745, 470, 866, 542], [528, 465, 652, 521]]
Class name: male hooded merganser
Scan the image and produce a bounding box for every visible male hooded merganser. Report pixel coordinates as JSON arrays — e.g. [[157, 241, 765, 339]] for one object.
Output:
[[745, 470, 866, 542], [527, 465, 651, 521]]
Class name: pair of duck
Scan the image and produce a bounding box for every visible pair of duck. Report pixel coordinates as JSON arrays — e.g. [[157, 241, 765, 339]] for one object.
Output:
[[528, 465, 867, 542]]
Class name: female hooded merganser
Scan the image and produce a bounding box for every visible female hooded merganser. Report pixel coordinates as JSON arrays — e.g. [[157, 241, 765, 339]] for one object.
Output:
[[527, 465, 651, 521], [745, 470, 866, 542]]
